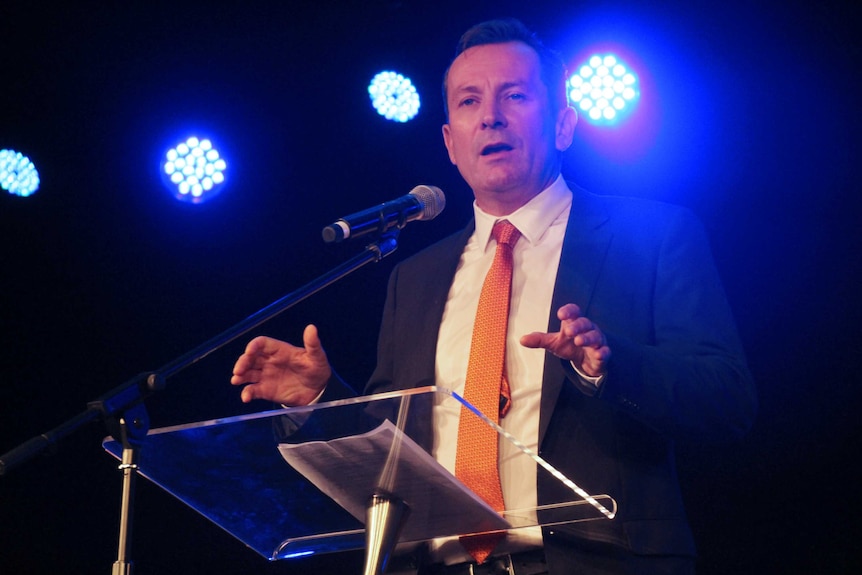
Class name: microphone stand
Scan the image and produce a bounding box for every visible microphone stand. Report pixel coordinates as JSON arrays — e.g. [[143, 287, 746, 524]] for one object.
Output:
[[0, 232, 400, 574]]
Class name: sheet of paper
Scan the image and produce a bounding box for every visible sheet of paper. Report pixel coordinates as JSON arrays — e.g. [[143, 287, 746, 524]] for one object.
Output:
[[278, 419, 510, 541]]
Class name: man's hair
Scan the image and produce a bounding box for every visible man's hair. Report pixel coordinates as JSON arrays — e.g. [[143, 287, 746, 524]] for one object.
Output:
[[442, 18, 569, 119]]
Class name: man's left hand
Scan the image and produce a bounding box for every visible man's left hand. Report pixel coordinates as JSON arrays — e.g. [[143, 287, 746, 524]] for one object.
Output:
[[520, 303, 611, 377]]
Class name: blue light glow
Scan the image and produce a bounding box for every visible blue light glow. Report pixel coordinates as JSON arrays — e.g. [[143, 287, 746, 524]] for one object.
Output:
[[368, 71, 421, 122], [0, 149, 40, 197], [281, 551, 315, 559], [162, 136, 227, 204], [568, 54, 639, 125]]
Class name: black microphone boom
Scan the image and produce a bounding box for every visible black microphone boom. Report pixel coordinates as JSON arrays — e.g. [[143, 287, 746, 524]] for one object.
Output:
[[322, 185, 445, 243]]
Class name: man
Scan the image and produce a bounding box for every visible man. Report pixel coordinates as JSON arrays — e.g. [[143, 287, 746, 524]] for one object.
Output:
[[231, 18, 756, 574]]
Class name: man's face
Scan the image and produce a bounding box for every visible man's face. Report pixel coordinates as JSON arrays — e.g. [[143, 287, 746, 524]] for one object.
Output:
[[442, 41, 576, 216]]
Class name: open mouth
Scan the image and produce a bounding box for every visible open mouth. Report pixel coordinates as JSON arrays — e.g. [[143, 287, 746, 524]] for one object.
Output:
[[481, 143, 513, 156]]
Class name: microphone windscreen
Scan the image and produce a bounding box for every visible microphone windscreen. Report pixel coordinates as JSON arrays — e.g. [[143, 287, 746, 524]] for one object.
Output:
[[409, 185, 445, 220]]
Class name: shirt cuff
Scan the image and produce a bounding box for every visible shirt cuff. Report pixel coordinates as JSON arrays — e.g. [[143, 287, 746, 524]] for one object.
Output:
[[281, 386, 326, 409], [565, 360, 606, 397]]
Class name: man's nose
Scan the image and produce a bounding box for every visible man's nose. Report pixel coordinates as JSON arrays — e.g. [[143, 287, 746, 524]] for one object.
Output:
[[481, 100, 506, 128]]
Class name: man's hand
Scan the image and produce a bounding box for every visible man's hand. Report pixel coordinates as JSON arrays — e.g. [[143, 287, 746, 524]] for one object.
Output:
[[230, 324, 332, 406], [520, 303, 611, 377]]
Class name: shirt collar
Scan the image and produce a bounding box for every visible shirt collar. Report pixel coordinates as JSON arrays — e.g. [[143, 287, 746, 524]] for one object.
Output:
[[473, 174, 572, 251]]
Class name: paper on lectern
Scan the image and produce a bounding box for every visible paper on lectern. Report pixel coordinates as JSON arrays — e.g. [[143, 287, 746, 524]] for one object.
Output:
[[277, 419, 510, 542]]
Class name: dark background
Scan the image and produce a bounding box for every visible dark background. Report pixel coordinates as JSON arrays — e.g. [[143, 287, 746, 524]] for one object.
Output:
[[1, 1, 859, 573]]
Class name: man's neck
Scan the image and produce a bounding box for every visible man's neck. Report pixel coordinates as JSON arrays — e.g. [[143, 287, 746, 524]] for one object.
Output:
[[474, 173, 563, 216]]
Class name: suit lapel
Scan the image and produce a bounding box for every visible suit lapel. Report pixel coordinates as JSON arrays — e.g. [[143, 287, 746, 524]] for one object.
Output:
[[423, 222, 474, 344], [538, 187, 613, 446]]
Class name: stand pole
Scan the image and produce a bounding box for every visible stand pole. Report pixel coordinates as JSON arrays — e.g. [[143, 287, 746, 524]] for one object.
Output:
[[363, 391, 413, 574], [112, 436, 138, 575], [105, 402, 149, 575], [363, 493, 410, 575]]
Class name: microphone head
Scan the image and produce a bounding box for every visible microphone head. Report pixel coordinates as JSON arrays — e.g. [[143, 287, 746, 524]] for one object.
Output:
[[409, 185, 445, 221]]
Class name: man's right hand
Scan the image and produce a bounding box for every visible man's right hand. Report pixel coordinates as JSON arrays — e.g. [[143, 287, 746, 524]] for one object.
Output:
[[230, 324, 332, 406]]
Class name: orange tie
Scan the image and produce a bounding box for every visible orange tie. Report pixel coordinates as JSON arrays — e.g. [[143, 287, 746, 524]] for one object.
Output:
[[455, 219, 521, 564]]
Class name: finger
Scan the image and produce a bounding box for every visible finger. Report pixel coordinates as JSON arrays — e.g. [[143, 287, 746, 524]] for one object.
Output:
[[232, 347, 266, 375], [584, 343, 612, 365], [231, 354, 252, 382], [230, 366, 260, 386], [561, 316, 591, 339], [557, 303, 582, 321], [240, 384, 258, 403], [254, 335, 291, 357], [243, 335, 270, 355], [573, 330, 595, 347], [579, 346, 611, 377], [574, 326, 606, 348]]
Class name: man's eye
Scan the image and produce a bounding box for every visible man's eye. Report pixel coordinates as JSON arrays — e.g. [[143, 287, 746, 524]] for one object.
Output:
[[460, 98, 477, 107], [508, 93, 526, 101]]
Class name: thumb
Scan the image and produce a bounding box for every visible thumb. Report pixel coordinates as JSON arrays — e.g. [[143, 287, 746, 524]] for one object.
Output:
[[302, 324, 325, 357], [519, 331, 549, 349]]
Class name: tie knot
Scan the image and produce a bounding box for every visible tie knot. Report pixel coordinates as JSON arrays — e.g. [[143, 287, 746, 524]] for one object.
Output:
[[492, 219, 521, 247]]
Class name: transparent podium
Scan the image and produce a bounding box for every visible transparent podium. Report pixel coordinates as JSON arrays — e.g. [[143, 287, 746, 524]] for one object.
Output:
[[103, 386, 616, 573]]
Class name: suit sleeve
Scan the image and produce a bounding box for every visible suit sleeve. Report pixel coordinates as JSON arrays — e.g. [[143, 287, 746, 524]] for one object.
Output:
[[588, 207, 757, 442], [364, 264, 399, 396]]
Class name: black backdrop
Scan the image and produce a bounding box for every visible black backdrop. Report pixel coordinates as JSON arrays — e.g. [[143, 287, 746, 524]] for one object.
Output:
[[1, 1, 860, 573]]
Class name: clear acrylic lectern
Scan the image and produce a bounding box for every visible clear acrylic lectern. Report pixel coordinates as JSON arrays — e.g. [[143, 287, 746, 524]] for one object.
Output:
[[103, 386, 616, 571]]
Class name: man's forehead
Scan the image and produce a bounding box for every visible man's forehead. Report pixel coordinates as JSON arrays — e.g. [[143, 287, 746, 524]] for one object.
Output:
[[447, 42, 539, 90]]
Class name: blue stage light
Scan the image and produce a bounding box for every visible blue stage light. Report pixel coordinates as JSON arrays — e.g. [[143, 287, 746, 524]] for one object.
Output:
[[368, 71, 421, 122], [162, 137, 227, 204], [568, 55, 639, 125], [0, 149, 40, 197]]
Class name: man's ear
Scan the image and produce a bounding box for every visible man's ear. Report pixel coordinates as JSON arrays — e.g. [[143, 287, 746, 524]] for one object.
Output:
[[442, 123, 457, 165], [555, 105, 578, 152]]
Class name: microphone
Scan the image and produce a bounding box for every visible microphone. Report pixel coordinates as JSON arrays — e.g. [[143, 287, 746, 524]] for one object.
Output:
[[322, 185, 445, 243]]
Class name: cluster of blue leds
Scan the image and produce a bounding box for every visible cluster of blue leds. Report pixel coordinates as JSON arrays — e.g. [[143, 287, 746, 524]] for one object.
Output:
[[0, 149, 40, 197]]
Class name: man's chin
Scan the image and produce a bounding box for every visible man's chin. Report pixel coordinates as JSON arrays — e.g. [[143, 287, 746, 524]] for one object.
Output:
[[478, 173, 529, 195]]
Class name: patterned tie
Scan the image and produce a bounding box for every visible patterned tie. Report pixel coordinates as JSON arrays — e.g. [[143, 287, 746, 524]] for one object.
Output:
[[455, 219, 521, 564]]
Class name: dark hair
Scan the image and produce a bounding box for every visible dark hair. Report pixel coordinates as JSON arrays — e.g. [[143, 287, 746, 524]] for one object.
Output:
[[442, 18, 568, 118]]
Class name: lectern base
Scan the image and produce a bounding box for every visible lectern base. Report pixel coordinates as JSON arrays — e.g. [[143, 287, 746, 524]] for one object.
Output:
[[364, 493, 411, 575]]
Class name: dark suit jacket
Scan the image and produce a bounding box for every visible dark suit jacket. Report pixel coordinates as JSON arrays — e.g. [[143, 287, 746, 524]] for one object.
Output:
[[330, 185, 756, 570]]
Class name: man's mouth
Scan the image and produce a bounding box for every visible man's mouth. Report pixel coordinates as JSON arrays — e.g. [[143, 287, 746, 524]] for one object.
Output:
[[480, 143, 513, 156]]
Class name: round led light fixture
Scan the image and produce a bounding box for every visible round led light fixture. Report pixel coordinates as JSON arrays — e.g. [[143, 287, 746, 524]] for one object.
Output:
[[0, 149, 40, 197], [368, 71, 421, 123], [568, 54, 639, 125], [162, 136, 227, 204]]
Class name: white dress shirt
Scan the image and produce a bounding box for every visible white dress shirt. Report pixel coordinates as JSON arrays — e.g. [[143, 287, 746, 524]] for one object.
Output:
[[431, 175, 572, 563]]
